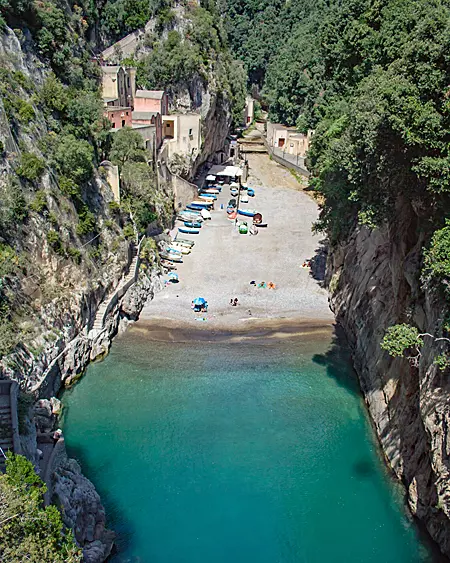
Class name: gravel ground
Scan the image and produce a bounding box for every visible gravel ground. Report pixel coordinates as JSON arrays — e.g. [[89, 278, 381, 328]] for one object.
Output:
[[139, 153, 334, 331]]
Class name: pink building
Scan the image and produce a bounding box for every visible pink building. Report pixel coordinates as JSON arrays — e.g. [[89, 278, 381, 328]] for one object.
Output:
[[104, 106, 132, 129], [134, 90, 169, 116], [132, 111, 162, 149]]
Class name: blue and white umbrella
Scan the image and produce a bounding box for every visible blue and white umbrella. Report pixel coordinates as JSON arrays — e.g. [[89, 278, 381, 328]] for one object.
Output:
[[168, 272, 179, 281], [193, 297, 206, 306]]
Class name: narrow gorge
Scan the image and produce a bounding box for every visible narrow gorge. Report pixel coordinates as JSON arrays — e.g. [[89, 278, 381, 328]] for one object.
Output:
[[0, 0, 449, 562]]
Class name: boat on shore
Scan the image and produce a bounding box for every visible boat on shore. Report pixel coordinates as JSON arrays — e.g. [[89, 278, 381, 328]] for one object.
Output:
[[179, 227, 200, 234], [167, 245, 191, 255], [174, 238, 195, 247], [238, 209, 256, 217], [160, 252, 183, 263], [183, 221, 202, 228]]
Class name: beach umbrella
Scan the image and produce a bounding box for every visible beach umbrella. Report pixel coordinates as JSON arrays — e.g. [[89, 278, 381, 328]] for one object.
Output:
[[193, 297, 206, 305], [168, 272, 178, 280]]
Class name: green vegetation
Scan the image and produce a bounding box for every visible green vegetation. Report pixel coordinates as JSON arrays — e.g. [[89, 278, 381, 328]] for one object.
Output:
[[29, 190, 48, 213], [135, 4, 247, 127], [110, 127, 147, 168], [0, 453, 82, 562], [16, 152, 45, 182], [381, 324, 423, 358]]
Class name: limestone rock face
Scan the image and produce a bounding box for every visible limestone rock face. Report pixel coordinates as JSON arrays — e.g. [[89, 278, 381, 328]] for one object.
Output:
[[327, 198, 450, 557], [53, 456, 115, 563]]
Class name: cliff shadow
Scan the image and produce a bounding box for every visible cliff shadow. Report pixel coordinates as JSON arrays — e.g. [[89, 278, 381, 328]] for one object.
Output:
[[311, 324, 360, 397], [309, 238, 328, 285], [64, 442, 137, 559]]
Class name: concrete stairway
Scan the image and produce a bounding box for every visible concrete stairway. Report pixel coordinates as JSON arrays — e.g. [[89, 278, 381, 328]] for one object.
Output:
[[91, 245, 139, 332], [0, 394, 14, 472]]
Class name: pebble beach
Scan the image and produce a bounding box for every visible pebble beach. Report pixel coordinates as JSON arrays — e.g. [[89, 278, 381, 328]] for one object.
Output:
[[139, 153, 334, 333]]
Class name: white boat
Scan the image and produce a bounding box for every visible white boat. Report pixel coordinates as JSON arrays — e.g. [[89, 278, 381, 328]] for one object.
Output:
[[240, 194, 249, 203], [168, 244, 191, 255], [200, 209, 212, 220], [174, 237, 195, 247]]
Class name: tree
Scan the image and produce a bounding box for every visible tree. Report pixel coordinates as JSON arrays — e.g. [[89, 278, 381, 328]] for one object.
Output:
[[109, 127, 146, 168], [53, 134, 94, 185], [0, 453, 82, 562]]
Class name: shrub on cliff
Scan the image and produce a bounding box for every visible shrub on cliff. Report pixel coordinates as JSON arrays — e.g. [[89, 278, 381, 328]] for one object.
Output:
[[0, 453, 82, 562]]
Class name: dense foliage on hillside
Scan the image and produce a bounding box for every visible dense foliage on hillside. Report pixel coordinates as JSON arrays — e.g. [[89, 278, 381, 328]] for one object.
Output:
[[0, 453, 82, 562], [224, 0, 450, 353], [133, 4, 247, 127]]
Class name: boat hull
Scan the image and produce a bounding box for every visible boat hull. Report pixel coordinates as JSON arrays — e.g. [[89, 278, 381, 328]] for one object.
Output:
[[238, 209, 256, 217], [178, 227, 200, 234]]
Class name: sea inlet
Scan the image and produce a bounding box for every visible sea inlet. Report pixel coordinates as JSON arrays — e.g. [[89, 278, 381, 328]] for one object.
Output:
[[62, 327, 435, 563]]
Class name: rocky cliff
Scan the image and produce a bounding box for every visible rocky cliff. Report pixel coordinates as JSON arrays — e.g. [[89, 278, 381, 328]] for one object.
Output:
[[327, 199, 450, 558]]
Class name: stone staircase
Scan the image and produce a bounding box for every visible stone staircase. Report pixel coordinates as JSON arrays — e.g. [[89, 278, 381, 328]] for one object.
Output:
[[0, 381, 20, 472], [91, 245, 139, 332]]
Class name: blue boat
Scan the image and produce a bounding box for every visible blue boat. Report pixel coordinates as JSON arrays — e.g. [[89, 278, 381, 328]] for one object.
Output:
[[238, 209, 256, 217], [178, 227, 200, 234], [248, 188, 255, 197], [184, 221, 202, 228], [187, 204, 205, 211], [199, 193, 217, 200]]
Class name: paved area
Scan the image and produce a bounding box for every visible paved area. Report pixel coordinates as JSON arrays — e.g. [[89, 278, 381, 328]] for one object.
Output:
[[139, 154, 333, 330]]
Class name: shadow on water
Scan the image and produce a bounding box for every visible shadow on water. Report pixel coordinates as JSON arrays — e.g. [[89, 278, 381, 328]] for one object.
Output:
[[64, 440, 136, 560], [312, 324, 359, 396]]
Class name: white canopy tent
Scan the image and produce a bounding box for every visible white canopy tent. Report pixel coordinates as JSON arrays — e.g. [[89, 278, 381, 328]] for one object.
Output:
[[208, 164, 243, 177]]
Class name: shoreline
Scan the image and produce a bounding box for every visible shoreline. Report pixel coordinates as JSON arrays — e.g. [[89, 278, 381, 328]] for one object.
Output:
[[129, 315, 335, 343]]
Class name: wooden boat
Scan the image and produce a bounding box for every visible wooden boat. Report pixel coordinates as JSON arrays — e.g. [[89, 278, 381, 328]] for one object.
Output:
[[174, 237, 195, 247], [184, 221, 202, 228], [178, 213, 202, 222], [192, 199, 213, 206], [178, 227, 200, 234], [167, 245, 191, 255], [238, 209, 256, 217], [160, 252, 183, 263]]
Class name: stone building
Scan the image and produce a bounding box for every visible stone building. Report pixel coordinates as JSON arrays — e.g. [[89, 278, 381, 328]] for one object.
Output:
[[162, 114, 201, 159], [101, 66, 136, 109], [134, 90, 169, 116]]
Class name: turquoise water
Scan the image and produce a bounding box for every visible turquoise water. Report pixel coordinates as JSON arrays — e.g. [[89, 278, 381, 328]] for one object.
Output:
[[62, 330, 434, 563]]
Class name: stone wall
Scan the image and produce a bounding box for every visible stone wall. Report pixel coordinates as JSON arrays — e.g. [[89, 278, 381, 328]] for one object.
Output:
[[327, 198, 450, 558]]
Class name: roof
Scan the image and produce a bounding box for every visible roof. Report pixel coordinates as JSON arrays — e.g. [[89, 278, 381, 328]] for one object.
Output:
[[101, 66, 121, 75], [132, 124, 155, 130], [270, 122, 296, 131], [208, 164, 243, 177], [104, 106, 131, 112], [135, 89, 165, 100], [132, 111, 159, 120]]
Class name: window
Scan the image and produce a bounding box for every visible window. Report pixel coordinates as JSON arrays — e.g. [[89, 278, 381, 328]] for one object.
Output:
[[188, 128, 192, 135], [112, 123, 115, 128], [126, 112, 129, 116], [122, 120, 125, 127]]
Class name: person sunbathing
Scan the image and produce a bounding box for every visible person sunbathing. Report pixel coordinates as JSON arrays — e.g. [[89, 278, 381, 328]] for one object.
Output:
[[268, 282, 276, 289], [258, 281, 266, 288]]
